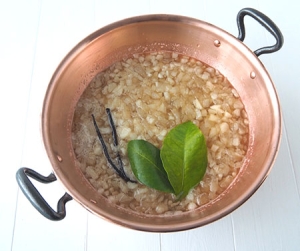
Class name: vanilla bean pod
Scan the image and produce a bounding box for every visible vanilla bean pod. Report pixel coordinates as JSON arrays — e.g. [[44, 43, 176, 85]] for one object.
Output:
[[105, 108, 128, 180], [92, 112, 136, 183], [106, 108, 118, 146]]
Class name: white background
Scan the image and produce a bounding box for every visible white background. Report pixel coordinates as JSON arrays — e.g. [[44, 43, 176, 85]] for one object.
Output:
[[1, 0, 299, 250]]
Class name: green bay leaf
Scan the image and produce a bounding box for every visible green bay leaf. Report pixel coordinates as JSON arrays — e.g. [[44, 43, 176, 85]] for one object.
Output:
[[160, 121, 207, 200], [127, 140, 174, 193]]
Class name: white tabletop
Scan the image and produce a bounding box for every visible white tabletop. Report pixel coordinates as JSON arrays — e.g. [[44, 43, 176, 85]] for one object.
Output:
[[1, 0, 299, 250]]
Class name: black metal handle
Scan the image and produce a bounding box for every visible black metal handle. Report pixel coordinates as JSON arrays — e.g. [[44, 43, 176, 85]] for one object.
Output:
[[237, 8, 284, 57], [16, 167, 72, 221]]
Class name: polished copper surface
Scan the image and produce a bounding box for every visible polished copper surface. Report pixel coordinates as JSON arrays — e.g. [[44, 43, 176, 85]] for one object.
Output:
[[42, 14, 281, 232]]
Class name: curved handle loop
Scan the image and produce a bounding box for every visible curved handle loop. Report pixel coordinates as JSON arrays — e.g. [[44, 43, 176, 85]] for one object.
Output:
[[237, 8, 284, 57], [16, 167, 72, 221]]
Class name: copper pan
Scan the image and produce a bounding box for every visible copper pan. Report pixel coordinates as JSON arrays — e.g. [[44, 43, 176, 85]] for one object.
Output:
[[16, 8, 283, 232]]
